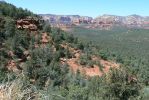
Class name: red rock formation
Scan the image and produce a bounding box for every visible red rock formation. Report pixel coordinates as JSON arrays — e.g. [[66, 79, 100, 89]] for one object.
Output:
[[6, 60, 19, 72], [41, 32, 49, 44], [16, 17, 39, 31]]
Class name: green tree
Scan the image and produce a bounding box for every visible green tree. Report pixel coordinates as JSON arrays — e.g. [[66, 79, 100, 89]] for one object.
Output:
[[103, 68, 141, 100], [43, 23, 51, 33], [4, 19, 16, 38]]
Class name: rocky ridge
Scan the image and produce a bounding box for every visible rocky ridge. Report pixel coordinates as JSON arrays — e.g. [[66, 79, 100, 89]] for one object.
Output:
[[40, 14, 149, 29]]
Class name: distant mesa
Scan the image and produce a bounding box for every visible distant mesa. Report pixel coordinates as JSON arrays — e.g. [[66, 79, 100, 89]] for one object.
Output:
[[39, 14, 93, 29], [39, 14, 149, 30]]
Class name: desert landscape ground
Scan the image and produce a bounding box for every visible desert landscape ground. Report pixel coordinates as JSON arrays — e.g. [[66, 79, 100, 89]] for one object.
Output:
[[0, 0, 149, 100]]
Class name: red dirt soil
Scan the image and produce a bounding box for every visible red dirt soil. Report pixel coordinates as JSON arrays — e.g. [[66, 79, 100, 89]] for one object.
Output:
[[60, 45, 120, 77], [66, 58, 119, 77]]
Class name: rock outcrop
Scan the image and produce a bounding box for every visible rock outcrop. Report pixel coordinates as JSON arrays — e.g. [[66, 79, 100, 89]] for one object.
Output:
[[41, 32, 50, 44], [16, 16, 40, 31]]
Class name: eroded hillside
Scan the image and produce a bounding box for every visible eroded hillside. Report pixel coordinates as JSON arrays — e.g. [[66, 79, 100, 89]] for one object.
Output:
[[0, 1, 144, 100]]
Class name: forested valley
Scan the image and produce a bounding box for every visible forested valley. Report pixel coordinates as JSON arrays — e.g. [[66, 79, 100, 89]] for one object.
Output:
[[0, 1, 149, 100]]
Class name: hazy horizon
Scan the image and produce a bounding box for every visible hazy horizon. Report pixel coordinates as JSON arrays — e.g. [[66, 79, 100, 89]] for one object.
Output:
[[5, 0, 149, 18]]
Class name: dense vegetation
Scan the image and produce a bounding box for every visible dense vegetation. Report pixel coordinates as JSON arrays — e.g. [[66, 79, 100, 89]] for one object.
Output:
[[0, 1, 36, 19], [71, 26, 149, 59], [0, 1, 148, 100], [71, 26, 149, 84]]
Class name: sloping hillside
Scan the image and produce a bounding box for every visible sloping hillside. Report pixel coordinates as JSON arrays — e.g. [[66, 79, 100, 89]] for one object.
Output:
[[0, 1, 143, 100], [0, 1, 119, 78]]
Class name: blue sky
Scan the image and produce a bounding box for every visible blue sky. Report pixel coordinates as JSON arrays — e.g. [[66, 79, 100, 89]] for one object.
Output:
[[6, 0, 149, 18]]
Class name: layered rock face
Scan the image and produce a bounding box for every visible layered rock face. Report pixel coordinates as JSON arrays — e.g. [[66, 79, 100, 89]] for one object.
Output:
[[39, 14, 93, 26], [92, 14, 149, 29], [40, 14, 149, 29], [16, 17, 41, 31]]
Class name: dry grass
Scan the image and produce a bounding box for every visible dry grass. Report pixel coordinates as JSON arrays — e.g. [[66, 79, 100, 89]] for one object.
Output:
[[0, 77, 46, 100]]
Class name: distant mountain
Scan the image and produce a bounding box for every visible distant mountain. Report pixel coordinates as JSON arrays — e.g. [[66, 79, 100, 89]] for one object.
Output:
[[39, 14, 92, 25], [93, 14, 147, 28], [40, 14, 149, 29]]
